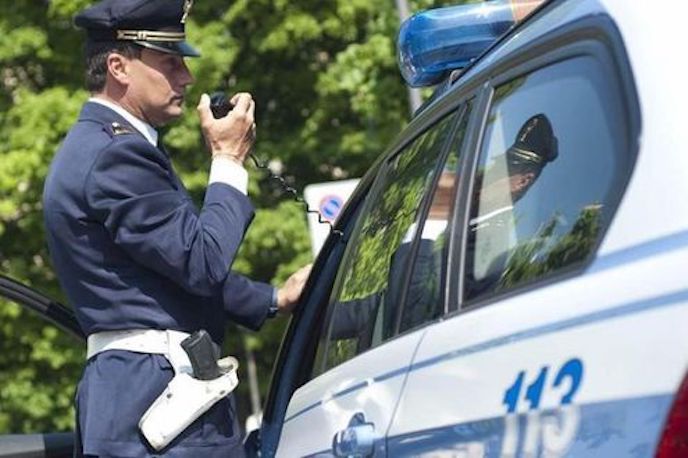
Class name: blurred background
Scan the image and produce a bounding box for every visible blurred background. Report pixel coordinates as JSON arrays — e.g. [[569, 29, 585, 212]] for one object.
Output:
[[0, 0, 464, 433]]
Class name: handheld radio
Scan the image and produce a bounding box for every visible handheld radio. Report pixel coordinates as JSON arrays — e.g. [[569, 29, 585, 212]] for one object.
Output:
[[209, 92, 342, 236]]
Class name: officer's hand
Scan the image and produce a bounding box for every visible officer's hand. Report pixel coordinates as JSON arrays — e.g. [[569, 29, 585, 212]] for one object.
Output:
[[276, 264, 313, 314], [197, 92, 256, 164]]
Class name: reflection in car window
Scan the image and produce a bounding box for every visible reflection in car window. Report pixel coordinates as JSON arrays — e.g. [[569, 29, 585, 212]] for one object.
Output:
[[464, 57, 631, 302], [398, 103, 472, 333], [314, 113, 457, 374]]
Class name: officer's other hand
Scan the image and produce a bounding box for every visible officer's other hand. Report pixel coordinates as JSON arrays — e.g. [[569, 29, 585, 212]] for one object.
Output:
[[197, 92, 256, 164], [276, 264, 313, 314]]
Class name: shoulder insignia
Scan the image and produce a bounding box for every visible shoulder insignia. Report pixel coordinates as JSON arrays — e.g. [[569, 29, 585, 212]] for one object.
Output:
[[109, 122, 134, 136]]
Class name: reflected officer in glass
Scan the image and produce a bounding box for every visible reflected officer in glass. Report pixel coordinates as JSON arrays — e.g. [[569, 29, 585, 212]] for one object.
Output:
[[328, 114, 558, 346], [330, 167, 456, 352], [466, 113, 559, 300], [42, 0, 309, 456], [329, 172, 455, 347]]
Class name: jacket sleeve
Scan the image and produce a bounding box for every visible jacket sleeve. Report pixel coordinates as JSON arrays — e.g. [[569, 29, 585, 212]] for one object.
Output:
[[329, 293, 381, 341], [85, 137, 254, 296], [220, 272, 275, 331]]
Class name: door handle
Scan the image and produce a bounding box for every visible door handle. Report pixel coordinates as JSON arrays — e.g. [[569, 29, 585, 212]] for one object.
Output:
[[332, 412, 377, 457]]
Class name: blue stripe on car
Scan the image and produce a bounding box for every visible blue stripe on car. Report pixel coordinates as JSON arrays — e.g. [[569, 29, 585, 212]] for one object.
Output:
[[590, 229, 688, 274], [303, 395, 671, 457], [386, 395, 670, 456]]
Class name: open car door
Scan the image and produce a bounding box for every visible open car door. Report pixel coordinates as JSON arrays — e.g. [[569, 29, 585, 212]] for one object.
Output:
[[0, 275, 83, 458]]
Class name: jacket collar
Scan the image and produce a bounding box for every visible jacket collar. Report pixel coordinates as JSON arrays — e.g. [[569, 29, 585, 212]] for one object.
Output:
[[78, 101, 158, 146]]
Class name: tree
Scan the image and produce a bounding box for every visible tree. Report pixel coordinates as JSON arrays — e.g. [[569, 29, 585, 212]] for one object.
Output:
[[0, 0, 458, 433]]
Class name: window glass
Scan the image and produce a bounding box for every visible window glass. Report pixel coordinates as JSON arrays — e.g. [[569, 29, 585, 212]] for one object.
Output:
[[314, 113, 457, 374], [464, 57, 630, 302], [398, 103, 472, 333]]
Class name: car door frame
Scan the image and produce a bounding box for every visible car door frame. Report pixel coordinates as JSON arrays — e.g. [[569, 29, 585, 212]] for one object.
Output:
[[254, 161, 380, 456], [0, 275, 83, 458], [0, 275, 83, 341], [255, 97, 476, 457]]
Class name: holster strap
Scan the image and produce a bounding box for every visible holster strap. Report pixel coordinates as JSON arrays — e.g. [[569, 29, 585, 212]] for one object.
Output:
[[86, 329, 236, 451], [86, 329, 218, 375]]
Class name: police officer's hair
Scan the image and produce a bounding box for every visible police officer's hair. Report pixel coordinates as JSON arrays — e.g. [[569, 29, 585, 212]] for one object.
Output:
[[84, 41, 142, 92]]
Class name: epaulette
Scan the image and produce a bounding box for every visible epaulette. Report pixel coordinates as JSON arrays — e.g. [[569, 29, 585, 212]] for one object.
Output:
[[105, 122, 135, 137]]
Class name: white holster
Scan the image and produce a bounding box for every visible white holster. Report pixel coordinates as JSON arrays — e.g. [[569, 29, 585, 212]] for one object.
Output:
[[87, 329, 239, 451]]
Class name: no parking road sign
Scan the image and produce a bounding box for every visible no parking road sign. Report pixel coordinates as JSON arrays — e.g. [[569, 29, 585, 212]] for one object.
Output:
[[319, 195, 344, 222], [304, 179, 359, 257]]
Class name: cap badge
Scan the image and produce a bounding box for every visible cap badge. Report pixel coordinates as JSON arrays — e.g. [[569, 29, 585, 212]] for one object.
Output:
[[181, 0, 194, 23]]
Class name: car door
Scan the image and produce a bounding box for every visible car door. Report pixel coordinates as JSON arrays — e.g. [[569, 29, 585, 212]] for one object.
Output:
[[256, 105, 471, 457], [385, 2, 666, 456], [0, 275, 83, 458]]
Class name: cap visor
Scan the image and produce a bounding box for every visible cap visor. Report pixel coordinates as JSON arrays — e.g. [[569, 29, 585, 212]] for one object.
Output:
[[134, 40, 201, 57]]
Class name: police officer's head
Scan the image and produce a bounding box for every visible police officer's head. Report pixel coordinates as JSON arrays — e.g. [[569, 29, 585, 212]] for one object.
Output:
[[504, 113, 558, 200], [75, 0, 200, 126]]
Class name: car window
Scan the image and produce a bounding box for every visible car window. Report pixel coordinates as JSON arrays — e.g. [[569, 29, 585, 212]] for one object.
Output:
[[397, 102, 473, 334], [312, 112, 458, 375], [463, 56, 632, 303]]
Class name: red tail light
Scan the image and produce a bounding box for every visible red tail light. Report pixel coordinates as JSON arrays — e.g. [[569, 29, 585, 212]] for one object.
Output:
[[656, 373, 688, 457]]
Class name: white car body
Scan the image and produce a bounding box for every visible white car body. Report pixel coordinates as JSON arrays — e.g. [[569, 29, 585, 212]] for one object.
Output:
[[269, 0, 688, 456]]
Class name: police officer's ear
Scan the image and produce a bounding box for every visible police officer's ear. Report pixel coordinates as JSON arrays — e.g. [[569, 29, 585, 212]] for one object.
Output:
[[105, 52, 133, 87]]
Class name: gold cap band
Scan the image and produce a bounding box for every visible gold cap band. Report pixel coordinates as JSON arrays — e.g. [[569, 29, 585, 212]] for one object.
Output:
[[116, 30, 186, 42], [508, 146, 544, 165]]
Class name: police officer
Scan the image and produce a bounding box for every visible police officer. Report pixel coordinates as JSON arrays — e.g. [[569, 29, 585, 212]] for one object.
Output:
[[43, 0, 309, 456], [465, 113, 559, 299]]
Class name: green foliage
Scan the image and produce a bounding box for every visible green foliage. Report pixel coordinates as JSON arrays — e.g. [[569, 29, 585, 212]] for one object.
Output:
[[233, 201, 312, 284], [0, 0, 461, 434], [499, 204, 603, 289], [338, 115, 454, 301], [0, 299, 83, 432]]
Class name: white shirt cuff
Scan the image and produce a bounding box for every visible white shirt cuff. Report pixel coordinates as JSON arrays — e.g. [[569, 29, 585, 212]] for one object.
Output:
[[209, 157, 248, 195]]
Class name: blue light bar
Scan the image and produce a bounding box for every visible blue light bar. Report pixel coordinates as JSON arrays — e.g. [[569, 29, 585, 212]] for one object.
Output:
[[398, 1, 516, 87]]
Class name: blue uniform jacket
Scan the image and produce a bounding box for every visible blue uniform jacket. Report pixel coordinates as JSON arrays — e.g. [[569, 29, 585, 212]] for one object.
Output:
[[44, 101, 273, 342], [43, 102, 271, 456]]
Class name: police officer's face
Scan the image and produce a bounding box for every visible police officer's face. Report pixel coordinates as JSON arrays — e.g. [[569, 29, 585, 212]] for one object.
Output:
[[474, 165, 537, 212], [124, 48, 194, 126]]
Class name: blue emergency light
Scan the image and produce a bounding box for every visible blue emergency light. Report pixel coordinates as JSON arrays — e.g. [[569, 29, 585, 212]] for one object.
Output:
[[397, 1, 528, 87]]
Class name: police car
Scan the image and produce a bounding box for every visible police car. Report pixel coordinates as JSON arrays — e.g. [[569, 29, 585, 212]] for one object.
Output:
[[248, 0, 688, 456], [2, 0, 687, 457]]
